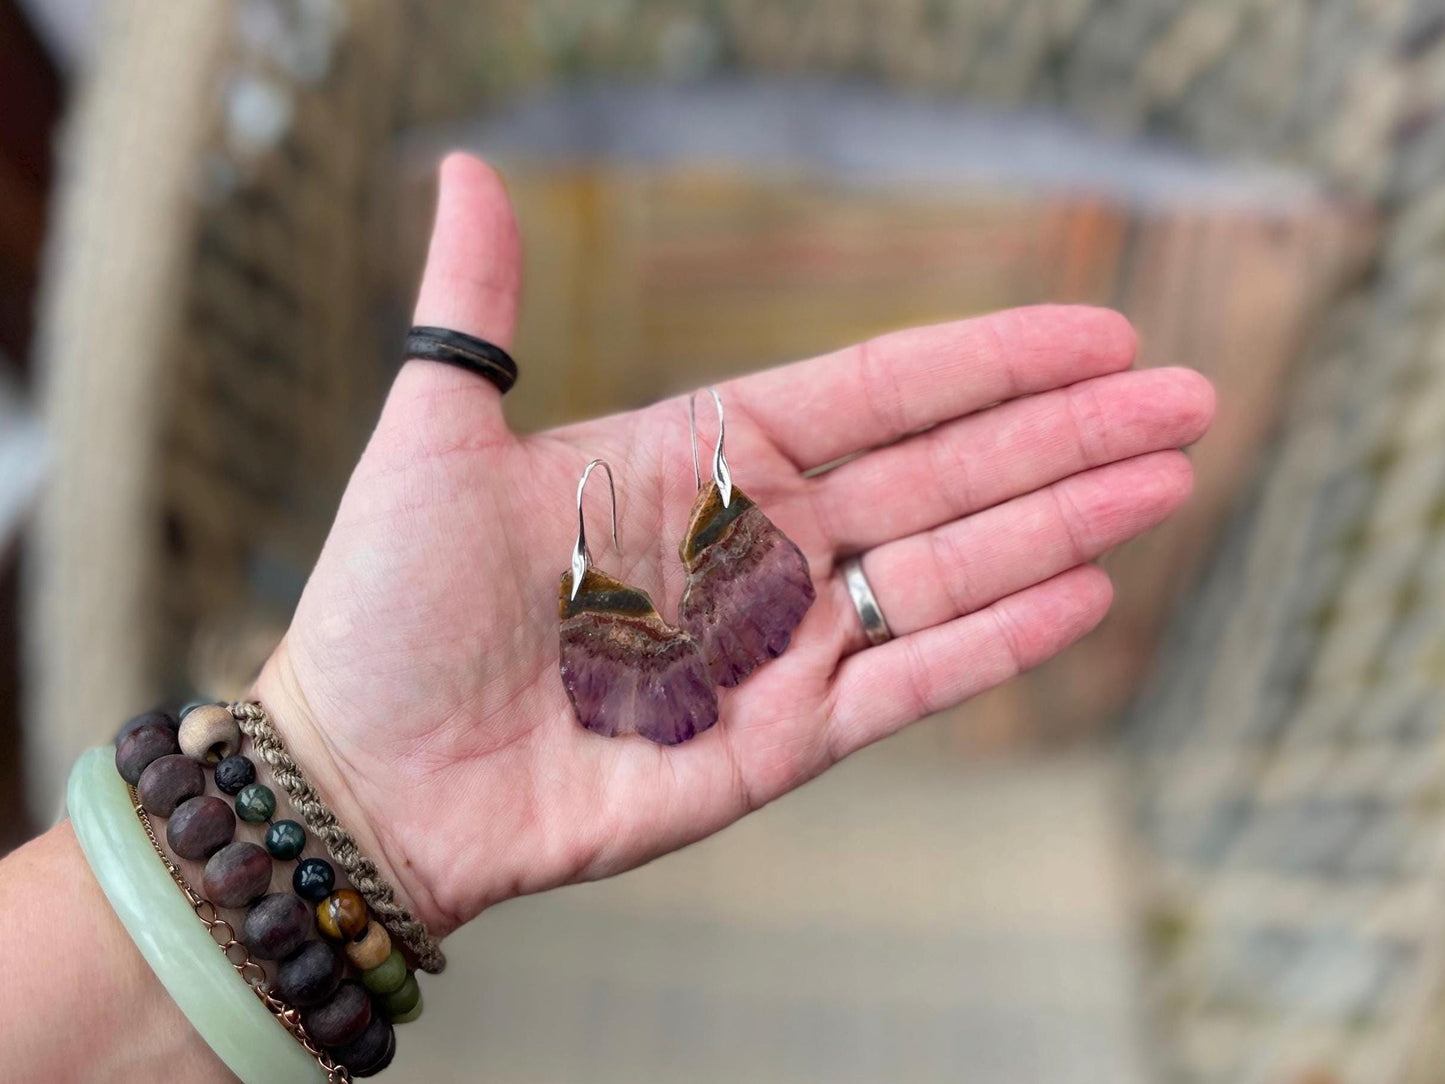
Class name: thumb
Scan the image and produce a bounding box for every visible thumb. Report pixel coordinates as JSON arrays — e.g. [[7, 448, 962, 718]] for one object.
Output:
[[386, 153, 522, 444]]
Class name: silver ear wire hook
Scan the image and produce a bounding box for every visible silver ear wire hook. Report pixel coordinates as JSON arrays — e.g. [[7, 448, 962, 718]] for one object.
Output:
[[688, 387, 733, 508], [571, 458, 619, 600]]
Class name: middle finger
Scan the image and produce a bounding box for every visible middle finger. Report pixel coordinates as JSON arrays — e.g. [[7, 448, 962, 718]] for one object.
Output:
[[810, 366, 1213, 553]]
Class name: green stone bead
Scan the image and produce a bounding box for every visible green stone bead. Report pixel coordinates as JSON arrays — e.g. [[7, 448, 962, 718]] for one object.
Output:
[[264, 819, 305, 860], [361, 949, 407, 995], [381, 973, 419, 1016], [390, 989, 423, 1024], [235, 783, 276, 823]]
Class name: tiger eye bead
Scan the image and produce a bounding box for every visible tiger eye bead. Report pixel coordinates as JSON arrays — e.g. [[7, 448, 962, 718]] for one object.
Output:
[[213, 755, 256, 796], [317, 889, 369, 942], [166, 796, 236, 860], [115, 723, 180, 784], [265, 819, 306, 860], [302, 980, 372, 1046], [275, 940, 343, 1007], [235, 783, 276, 824], [177, 703, 241, 765], [293, 857, 335, 901], [345, 921, 392, 971], [331, 1013, 396, 1077], [242, 893, 312, 960], [136, 754, 205, 817], [361, 948, 407, 995], [380, 972, 419, 1016], [202, 841, 272, 908]]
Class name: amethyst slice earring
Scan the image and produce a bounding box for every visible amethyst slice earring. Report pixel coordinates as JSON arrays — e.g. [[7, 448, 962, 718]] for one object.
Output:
[[678, 390, 816, 686], [558, 459, 719, 745]]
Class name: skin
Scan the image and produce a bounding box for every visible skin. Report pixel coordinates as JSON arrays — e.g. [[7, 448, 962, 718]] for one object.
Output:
[[1, 153, 1213, 1079]]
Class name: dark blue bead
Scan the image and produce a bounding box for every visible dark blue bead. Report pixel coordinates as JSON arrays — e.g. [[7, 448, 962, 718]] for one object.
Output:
[[294, 857, 336, 901]]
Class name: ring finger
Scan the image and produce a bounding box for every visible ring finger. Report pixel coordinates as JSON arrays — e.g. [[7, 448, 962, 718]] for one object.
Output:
[[831, 450, 1192, 655]]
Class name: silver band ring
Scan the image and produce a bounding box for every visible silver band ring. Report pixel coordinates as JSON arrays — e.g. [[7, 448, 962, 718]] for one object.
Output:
[[841, 556, 893, 646]]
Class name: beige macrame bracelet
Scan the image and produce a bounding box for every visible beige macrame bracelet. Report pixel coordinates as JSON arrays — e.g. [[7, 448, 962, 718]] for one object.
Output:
[[230, 701, 447, 974]]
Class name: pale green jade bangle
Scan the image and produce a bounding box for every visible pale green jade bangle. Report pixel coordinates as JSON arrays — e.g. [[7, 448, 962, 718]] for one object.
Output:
[[68, 746, 324, 1084]]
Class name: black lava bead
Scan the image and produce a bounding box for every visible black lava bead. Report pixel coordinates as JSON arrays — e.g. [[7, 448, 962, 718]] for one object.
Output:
[[136, 754, 206, 817], [242, 893, 312, 960], [213, 755, 256, 796], [166, 796, 236, 860], [293, 857, 336, 902], [115, 723, 181, 785], [274, 940, 344, 1007], [303, 981, 372, 1047], [116, 709, 179, 742], [330, 1012, 396, 1077]]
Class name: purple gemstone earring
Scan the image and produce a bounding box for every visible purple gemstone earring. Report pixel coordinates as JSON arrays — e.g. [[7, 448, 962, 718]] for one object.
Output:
[[678, 390, 816, 686], [558, 459, 719, 745]]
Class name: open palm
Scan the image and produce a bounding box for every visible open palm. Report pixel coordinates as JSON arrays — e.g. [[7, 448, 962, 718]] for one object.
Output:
[[254, 155, 1214, 937]]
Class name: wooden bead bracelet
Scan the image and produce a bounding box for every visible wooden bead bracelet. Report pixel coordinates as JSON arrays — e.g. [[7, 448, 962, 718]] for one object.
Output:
[[115, 702, 431, 1078]]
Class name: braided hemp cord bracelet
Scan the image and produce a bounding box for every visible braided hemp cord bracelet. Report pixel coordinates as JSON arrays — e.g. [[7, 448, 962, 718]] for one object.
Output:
[[232, 702, 447, 974]]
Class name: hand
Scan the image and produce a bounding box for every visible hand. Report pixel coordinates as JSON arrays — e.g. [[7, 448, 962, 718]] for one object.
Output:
[[254, 154, 1214, 936]]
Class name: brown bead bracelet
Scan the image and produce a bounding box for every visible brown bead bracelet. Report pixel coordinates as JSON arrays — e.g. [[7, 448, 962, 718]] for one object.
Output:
[[116, 702, 430, 1078], [125, 777, 353, 1084]]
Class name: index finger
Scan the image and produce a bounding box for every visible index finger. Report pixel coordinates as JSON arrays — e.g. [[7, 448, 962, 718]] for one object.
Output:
[[725, 304, 1138, 470]]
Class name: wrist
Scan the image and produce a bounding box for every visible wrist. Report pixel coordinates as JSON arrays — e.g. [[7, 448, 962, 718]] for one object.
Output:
[[251, 641, 453, 940], [0, 822, 237, 1082]]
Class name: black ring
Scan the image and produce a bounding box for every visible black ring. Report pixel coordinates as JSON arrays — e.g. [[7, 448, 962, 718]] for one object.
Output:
[[404, 326, 518, 394]]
